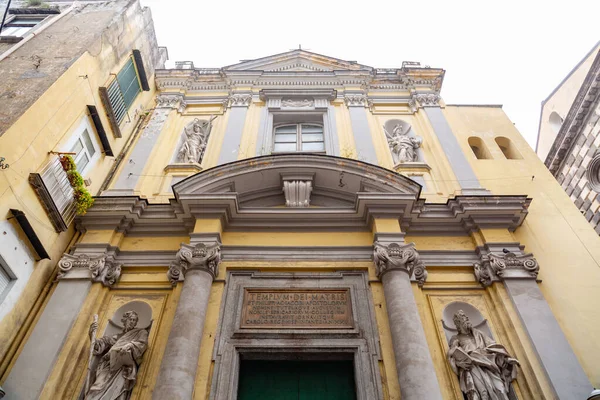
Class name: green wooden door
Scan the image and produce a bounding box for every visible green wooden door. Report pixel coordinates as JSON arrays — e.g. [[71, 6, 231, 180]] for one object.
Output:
[[237, 360, 357, 400]]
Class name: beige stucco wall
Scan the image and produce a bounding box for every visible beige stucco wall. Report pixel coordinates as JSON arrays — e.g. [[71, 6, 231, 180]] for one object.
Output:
[[536, 42, 600, 161]]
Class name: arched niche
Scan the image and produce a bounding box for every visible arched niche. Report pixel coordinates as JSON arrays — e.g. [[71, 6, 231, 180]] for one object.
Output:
[[495, 136, 523, 160], [383, 119, 425, 165], [103, 300, 153, 337], [468, 137, 492, 159], [441, 301, 492, 343], [549, 111, 563, 134]]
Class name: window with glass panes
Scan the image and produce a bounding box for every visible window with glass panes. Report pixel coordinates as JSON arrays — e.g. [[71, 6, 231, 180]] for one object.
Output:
[[107, 57, 141, 123], [69, 128, 97, 173], [0, 16, 46, 37], [273, 124, 325, 152]]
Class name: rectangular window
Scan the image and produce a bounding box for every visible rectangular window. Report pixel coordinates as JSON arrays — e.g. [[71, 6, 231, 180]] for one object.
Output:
[[69, 128, 97, 173], [106, 57, 141, 124], [0, 264, 14, 301], [0, 16, 46, 37], [273, 124, 325, 153]]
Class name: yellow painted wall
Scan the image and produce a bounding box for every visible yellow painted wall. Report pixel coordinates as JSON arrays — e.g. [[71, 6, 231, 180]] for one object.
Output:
[[444, 105, 600, 386], [0, 6, 159, 379]]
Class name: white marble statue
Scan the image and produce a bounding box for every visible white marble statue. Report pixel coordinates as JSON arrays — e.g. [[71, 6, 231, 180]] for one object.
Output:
[[384, 122, 422, 163], [178, 116, 216, 164], [84, 311, 149, 400], [447, 310, 519, 400]]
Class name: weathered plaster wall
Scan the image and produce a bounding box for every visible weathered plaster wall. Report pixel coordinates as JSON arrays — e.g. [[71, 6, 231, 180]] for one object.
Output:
[[445, 104, 600, 386], [0, 0, 164, 381]]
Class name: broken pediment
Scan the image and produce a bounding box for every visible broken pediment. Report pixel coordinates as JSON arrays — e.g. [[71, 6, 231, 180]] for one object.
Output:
[[223, 50, 373, 72]]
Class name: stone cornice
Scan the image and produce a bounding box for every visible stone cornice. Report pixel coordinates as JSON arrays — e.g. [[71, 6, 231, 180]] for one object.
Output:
[[154, 64, 444, 97], [78, 155, 530, 235]]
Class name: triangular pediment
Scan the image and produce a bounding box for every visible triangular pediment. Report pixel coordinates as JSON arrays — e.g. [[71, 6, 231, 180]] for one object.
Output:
[[224, 50, 373, 72]]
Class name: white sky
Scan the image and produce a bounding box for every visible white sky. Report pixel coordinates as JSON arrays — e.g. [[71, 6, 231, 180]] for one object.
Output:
[[140, 0, 600, 150]]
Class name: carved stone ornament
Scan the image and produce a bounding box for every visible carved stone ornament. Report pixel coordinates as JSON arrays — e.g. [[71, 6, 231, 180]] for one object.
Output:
[[227, 94, 253, 107], [474, 251, 539, 287], [281, 98, 314, 108], [156, 94, 185, 111], [408, 98, 418, 113], [177, 116, 216, 164], [383, 120, 423, 163], [167, 242, 222, 285], [283, 180, 313, 207], [84, 310, 149, 399], [414, 93, 440, 107], [373, 242, 428, 286], [57, 253, 122, 287], [447, 310, 519, 400], [344, 94, 369, 107]]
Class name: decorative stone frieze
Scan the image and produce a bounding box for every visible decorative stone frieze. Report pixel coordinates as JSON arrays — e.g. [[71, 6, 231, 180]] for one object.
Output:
[[226, 93, 252, 107], [281, 98, 314, 108], [373, 242, 428, 287], [344, 94, 369, 107], [474, 250, 539, 286], [413, 93, 440, 107], [57, 253, 122, 287], [167, 242, 222, 285]]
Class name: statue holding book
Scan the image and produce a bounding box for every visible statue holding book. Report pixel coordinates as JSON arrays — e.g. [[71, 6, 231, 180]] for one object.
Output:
[[447, 310, 519, 400]]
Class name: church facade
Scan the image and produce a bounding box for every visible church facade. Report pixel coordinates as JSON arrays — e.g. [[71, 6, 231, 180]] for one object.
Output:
[[2, 18, 600, 399]]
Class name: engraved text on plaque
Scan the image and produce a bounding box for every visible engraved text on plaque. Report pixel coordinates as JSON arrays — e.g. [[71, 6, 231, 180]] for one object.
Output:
[[241, 289, 353, 329]]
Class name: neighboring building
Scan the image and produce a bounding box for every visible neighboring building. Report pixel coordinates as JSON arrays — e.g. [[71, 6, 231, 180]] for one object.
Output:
[[0, 0, 166, 397], [1, 29, 600, 400], [537, 41, 600, 234]]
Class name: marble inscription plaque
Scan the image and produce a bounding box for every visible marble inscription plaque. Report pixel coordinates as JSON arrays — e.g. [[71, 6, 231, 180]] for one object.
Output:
[[241, 289, 353, 329]]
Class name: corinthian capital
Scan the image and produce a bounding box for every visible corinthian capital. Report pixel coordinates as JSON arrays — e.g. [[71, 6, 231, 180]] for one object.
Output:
[[57, 253, 122, 287], [156, 94, 185, 110], [474, 250, 539, 287], [167, 242, 222, 285], [344, 94, 369, 107], [227, 94, 252, 107], [373, 242, 428, 286], [413, 93, 440, 107]]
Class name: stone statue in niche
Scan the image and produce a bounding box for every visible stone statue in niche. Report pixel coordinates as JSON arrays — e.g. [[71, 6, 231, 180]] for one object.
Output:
[[447, 310, 519, 400], [383, 120, 422, 163], [84, 311, 150, 400], [178, 116, 217, 164]]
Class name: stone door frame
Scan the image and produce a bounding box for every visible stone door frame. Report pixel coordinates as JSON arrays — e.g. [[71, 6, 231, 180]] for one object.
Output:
[[209, 271, 383, 400]]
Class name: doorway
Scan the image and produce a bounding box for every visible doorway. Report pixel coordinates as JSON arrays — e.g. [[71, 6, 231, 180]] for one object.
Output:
[[237, 360, 357, 400]]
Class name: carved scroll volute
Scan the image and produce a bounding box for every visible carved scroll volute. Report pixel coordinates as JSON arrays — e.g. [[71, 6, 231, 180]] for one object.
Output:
[[167, 242, 222, 286], [473, 250, 540, 287], [373, 242, 428, 287], [57, 253, 122, 287]]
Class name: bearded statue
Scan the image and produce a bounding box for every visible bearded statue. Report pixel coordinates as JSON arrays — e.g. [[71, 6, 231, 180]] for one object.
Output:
[[447, 310, 519, 400]]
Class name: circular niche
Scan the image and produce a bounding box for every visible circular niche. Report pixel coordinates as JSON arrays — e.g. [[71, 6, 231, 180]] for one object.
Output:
[[587, 154, 600, 192]]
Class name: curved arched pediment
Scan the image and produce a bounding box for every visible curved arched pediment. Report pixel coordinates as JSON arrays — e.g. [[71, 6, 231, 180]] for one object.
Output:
[[172, 154, 422, 208]]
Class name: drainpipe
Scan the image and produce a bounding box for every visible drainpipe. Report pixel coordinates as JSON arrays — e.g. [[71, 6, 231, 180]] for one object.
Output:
[[0, 2, 76, 63]]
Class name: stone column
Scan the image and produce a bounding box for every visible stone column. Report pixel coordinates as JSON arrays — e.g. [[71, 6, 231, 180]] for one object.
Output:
[[474, 243, 593, 399], [153, 240, 221, 400], [374, 241, 443, 400]]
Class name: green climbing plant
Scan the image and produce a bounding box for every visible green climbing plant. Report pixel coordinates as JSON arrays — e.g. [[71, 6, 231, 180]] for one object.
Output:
[[59, 155, 94, 215]]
